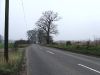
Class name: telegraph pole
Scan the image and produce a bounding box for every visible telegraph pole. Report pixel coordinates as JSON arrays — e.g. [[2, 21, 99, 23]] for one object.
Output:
[[4, 0, 9, 62]]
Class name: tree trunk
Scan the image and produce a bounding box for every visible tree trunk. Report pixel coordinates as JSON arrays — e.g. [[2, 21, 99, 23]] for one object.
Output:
[[46, 32, 50, 44]]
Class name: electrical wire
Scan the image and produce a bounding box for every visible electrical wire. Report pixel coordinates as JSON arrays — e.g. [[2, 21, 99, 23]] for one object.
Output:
[[18, 0, 28, 27]]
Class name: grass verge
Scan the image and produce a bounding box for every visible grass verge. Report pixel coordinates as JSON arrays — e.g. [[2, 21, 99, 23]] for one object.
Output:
[[46, 44, 100, 57], [0, 43, 14, 49], [0, 48, 25, 75], [0, 43, 3, 49]]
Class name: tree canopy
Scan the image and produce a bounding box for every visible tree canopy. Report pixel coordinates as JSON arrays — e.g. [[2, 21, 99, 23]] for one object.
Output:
[[36, 11, 60, 44]]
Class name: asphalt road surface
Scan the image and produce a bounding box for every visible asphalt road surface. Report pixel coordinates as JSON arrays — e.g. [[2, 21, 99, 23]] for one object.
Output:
[[26, 44, 100, 75]]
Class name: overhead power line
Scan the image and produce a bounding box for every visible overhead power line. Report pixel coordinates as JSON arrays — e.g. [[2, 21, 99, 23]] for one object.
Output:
[[17, 0, 28, 27]]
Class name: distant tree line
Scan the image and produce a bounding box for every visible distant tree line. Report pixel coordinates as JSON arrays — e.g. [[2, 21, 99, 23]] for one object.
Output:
[[14, 40, 30, 45], [27, 11, 60, 44], [59, 39, 100, 48], [14, 39, 30, 49], [27, 28, 53, 44], [0, 34, 3, 43]]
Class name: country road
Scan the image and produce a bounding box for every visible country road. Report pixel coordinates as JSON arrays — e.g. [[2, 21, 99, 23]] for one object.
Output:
[[26, 44, 100, 75]]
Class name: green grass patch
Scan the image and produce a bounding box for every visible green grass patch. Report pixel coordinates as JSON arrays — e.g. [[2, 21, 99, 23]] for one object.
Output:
[[46, 44, 100, 57], [0, 43, 3, 49], [0, 49, 25, 75], [17, 44, 29, 48], [0, 43, 14, 49]]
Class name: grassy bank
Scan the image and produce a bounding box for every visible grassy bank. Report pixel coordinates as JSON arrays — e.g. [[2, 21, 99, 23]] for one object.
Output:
[[0, 43, 14, 49], [46, 44, 100, 57], [0, 48, 25, 75], [0, 43, 3, 49]]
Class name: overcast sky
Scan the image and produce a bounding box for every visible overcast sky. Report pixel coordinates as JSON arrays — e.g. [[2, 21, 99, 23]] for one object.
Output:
[[0, 0, 100, 41]]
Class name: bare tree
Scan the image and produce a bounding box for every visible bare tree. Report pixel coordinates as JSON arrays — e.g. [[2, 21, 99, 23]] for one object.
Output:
[[37, 29, 46, 44], [36, 11, 60, 44], [27, 29, 37, 44], [37, 29, 53, 44]]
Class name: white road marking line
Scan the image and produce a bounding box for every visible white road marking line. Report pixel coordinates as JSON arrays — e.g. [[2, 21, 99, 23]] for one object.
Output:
[[47, 51, 55, 54], [78, 64, 100, 74]]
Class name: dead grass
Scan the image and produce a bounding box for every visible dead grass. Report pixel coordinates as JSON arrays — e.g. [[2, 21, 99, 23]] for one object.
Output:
[[0, 48, 24, 75]]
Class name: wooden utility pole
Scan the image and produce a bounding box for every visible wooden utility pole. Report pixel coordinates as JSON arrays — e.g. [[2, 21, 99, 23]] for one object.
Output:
[[4, 0, 9, 62]]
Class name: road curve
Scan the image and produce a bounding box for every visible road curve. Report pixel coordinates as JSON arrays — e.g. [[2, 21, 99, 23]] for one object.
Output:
[[26, 44, 100, 75]]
